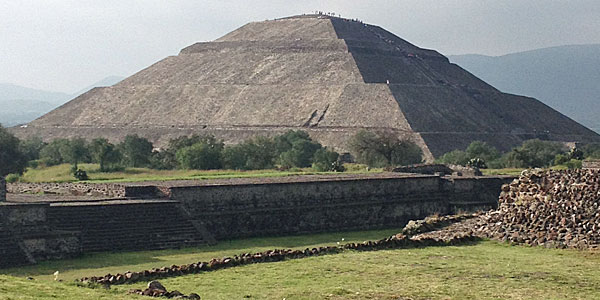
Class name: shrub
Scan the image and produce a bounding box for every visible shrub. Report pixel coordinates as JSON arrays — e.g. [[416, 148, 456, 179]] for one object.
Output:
[[312, 148, 343, 172], [222, 136, 278, 170], [176, 143, 223, 170], [72, 169, 88, 181], [566, 159, 583, 170], [348, 130, 423, 168], [466, 141, 500, 162], [467, 158, 487, 169], [279, 139, 322, 168], [5, 173, 20, 183], [437, 150, 469, 166], [89, 138, 122, 172]]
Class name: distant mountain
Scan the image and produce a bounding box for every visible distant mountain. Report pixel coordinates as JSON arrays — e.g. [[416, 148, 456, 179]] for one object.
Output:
[[0, 76, 124, 127], [449, 44, 600, 133]]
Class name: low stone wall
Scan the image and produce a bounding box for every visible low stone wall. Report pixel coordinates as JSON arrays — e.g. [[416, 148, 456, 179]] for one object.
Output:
[[7, 182, 167, 199], [168, 175, 513, 240], [0, 178, 6, 202], [583, 160, 600, 169], [0, 203, 81, 267]]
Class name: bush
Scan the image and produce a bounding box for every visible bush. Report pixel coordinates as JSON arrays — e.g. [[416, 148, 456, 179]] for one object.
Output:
[[467, 158, 487, 169], [466, 141, 500, 162], [437, 150, 469, 166], [581, 143, 600, 159], [554, 153, 569, 166], [72, 169, 88, 181], [5, 173, 20, 183], [348, 130, 423, 168], [222, 136, 278, 170], [566, 159, 583, 170], [176, 143, 223, 170], [279, 139, 322, 168], [312, 148, 343, 172]]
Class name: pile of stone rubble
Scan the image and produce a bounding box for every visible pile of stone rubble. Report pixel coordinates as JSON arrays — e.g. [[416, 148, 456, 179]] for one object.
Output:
[[127, 281, 200, 299], [471, 169, 600, 249]]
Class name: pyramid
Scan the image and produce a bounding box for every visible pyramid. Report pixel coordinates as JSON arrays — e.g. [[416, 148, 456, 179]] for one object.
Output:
[[13, 14, 600, 160]]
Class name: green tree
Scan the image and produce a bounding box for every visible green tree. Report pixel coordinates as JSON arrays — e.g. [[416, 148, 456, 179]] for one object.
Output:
[[581, 143, 600, 159], [222, 136, 278, 170], [312, 148, 342, 172], [0, 125, 27, 177], [503, 139, 566, 168], [176, 143, 223, 170], [348, 130, 423, 167], [437, 150, 469, 166], [59, 138, 90, 169], [89, 138, 122, 172], [279, 139, 322, 168], [39, 139, 70, 166], [19, 136, 46, 162], [118, 135, 153, 167], [465, 141, 500, 162]]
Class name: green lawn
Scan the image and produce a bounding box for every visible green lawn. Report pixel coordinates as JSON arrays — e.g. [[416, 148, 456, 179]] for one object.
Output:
[[2, 229, 600, 299], [17, 163, 380, 183]]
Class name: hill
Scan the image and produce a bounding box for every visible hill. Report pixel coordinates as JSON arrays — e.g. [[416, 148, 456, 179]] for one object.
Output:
[[449, 44, 600, 133], [0, 77, 123, 126]]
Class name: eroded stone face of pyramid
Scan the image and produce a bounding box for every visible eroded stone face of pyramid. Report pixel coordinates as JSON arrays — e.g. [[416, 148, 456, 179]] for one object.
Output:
[[14, 15, 600, 159]]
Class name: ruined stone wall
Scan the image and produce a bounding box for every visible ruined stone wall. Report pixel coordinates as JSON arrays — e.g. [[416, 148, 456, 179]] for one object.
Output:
[[169, 175, 511, 240], [7, 182, 129, 198], [583, 160, 600, 169], [0, 203, 81, 267], [0, 178, 5, 202]]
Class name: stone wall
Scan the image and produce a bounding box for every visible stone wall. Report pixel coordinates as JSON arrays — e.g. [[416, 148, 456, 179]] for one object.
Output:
[[0, 203, 81, 267], [0, 178, 5, 202], [168, 175, 512, 240], [583, 160, 600, 169], [6, 182, 159, 198]]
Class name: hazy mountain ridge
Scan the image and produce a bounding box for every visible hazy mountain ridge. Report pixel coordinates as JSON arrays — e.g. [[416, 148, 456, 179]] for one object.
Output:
[[449, 44, 600, 133], [0, 76, 124, 127]]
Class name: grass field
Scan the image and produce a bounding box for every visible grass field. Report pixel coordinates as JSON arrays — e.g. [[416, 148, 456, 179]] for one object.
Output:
[[16, 163, 380, 183], [2, 229, 600, 300]]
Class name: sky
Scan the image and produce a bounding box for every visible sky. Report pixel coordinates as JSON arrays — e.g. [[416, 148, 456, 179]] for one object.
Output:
[[1, 0, 599, 93]]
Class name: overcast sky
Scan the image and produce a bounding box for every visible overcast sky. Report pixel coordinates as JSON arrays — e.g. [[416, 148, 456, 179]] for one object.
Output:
[[2, 0, 599, 93]]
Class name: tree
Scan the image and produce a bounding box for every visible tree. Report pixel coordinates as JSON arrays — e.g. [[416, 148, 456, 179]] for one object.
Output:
[[279, 139, 322, 168], [222, 136, 278, 170], [465, 141, 500, 162], [118, 135, 153, 167], [59, 138, 90, 169], [19, 136, 46, 162], [581, 143, 600, 159], [0, 125, 27, 177], [89, 138, 122, 172], [176, 143, 222, 170], [437, 150, 469, 166], [312, 148, 343, 172], [39, 139, 70, 166], [348, 130, 423, 167], [503, 139, 566, 168]]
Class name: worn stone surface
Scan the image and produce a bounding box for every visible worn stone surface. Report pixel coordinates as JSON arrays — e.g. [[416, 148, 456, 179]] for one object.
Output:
[[168, 174, 512, 240], [583, 160, 600, 170], [11, 14, 600, 158]]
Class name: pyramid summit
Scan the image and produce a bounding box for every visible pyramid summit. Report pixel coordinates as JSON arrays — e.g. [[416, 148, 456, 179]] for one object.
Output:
[[14, 14, 600, 159]]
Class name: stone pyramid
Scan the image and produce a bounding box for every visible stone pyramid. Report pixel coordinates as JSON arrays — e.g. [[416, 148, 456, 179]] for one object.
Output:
[[14, 14, 600, 160]]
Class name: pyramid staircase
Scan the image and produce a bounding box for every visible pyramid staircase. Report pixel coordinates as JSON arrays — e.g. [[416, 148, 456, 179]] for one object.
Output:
[[47, 200, 213, 252]]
